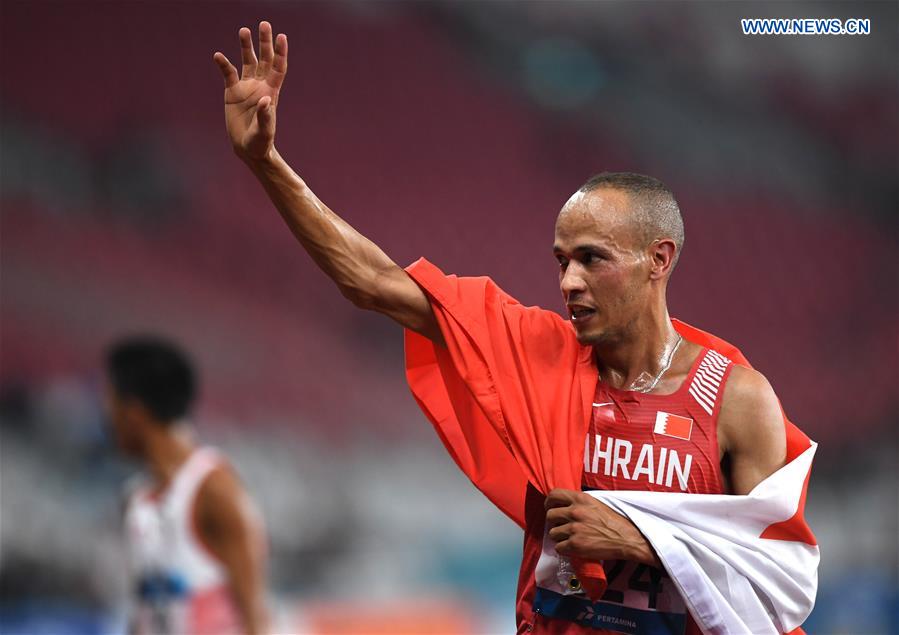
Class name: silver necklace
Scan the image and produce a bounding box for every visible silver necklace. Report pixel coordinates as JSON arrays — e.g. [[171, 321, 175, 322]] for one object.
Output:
[[637, 333, 683, 393], [603, 333, 684, 393]]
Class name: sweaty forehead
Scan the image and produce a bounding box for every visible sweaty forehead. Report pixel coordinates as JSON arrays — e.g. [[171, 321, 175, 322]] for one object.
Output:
[[554, 188, 639, 246]]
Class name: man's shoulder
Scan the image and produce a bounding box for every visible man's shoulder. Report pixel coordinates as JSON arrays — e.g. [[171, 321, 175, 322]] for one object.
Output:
[[194, 458, 257, 538], [718, 365, 788, 480], [721, 365, 779, 414], [674, 319, 751, 367], [196, 459, 245, 510]]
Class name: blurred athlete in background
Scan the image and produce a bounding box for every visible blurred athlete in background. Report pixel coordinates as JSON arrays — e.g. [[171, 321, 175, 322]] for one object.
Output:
[[212, 22, 816, 634], [105, 337, 268, 635]]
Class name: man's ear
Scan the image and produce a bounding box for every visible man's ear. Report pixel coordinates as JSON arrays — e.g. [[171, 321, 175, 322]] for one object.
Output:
[[649, 239, 677, 280]]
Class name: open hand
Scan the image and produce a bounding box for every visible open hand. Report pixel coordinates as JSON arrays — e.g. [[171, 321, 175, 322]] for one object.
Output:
[[213, 21, 288, 162]]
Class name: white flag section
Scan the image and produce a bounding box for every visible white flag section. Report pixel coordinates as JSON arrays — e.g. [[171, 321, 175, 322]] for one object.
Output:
[[537, 443, 819, 635]]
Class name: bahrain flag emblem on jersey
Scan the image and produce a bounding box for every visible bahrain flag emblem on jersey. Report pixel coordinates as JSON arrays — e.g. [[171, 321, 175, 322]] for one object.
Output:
[[654, 411, 693, 441]]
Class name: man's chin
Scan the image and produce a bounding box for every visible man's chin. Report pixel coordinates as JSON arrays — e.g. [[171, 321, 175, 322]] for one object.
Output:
[[574, 323, 620, 347], [573, 326, 602, 346]]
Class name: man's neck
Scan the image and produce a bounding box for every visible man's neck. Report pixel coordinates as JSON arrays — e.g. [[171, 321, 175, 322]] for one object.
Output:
[[593, 306, 680, 391], [143, 424, 196, 487]]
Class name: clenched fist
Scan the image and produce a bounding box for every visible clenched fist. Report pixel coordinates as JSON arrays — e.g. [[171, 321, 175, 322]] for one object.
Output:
[[545, 488, 660, 567]]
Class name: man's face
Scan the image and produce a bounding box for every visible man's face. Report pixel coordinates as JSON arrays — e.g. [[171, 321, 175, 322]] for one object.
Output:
[[104, 384, 143, 456], [553, 188, 652, 346]]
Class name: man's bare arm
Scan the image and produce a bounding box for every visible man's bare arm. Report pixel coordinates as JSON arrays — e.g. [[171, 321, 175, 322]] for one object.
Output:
[[717, 365, 788, 495], [213, 22, 441, 343], [195, 466, 268, 635]]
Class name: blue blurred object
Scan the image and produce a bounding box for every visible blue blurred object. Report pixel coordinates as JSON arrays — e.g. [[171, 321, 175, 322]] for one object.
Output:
[[523, 37, 605, 110], [0, 601, 122, 635], [803, 570, 899, 634]]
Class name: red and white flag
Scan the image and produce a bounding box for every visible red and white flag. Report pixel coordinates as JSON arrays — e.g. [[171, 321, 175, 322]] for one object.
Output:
[[655, 411, 693, 440]]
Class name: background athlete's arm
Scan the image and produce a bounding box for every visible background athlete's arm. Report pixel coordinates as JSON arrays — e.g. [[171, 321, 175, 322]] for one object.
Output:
[[546, 366, 788, 565], [195, 467, 268, 635], [213, 22, 441, 343]]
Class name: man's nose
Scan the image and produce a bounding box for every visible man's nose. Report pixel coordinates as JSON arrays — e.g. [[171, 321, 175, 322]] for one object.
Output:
[[560, 264, 587, 299]]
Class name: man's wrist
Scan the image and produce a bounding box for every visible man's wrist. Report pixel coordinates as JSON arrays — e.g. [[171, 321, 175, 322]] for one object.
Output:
[[242, 145, 280, 172], [626, 536, 662, 567]]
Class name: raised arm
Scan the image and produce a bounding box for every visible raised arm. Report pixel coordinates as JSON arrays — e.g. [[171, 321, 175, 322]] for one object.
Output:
[[213, 22, 441, 342]]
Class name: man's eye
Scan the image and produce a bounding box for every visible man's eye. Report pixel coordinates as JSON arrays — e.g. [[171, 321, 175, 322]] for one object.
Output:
[[557, 258, 568, 270], [582, 253, 596, 264]]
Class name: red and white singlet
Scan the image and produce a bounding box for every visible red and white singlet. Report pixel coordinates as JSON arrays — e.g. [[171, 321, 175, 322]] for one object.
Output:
[[518, 347, 735, 635], [123, 447, 243, 635]]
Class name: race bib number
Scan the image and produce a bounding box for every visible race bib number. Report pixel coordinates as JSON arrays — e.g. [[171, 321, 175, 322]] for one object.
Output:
[[534, 530, 687, 634]]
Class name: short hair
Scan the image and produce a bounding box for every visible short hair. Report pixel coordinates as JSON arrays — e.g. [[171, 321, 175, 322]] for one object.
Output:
[[106, 336, 196, 423], [579, 172, 684, 269]]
